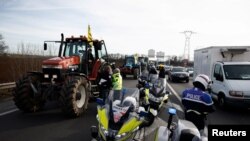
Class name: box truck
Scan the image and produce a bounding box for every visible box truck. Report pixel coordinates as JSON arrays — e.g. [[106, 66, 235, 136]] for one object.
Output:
[[194, 46, 250, 108]]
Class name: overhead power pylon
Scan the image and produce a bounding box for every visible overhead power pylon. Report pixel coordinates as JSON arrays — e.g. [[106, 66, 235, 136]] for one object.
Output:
[[180, 30, 196, 62]]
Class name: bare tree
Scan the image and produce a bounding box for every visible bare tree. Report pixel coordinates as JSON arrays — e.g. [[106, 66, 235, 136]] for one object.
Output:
[[0, 34, 8, 54]]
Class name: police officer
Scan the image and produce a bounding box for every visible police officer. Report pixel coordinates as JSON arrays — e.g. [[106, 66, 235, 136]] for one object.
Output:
[[148, 66, 158, 84], [158, 65, 166, 91], [111, 68, 123, 101], [182, 74, 215, 130], [98, 65, 113, 103]]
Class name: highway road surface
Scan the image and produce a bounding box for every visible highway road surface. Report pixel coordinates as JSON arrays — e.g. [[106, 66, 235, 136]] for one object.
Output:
[[0, 76, 250, 141]]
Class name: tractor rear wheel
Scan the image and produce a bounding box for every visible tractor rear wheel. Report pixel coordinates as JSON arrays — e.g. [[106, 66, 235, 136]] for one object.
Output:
[[13, 74, 45, 112], [60, 76, 89, 117]]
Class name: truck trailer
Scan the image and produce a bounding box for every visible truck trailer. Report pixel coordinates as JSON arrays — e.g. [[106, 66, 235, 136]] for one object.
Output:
[[194, 46, 250, 108]]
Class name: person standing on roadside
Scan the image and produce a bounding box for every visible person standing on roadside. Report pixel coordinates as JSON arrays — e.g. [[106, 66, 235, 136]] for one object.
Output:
[[158, 65, 166, 91], [98, 65, 113, 103], [111, 68, 123, 101]]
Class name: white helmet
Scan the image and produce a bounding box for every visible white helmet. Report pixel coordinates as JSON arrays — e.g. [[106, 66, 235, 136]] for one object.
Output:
[[193, 74, 211, 90], [122, 96, 136, 111]]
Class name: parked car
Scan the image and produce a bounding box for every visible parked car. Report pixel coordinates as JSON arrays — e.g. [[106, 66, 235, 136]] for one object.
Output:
[[186, 67, 194, 77], [168, 67, 189, 83]]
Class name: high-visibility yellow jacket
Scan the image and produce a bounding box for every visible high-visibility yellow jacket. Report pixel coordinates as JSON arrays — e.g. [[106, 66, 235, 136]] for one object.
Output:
[[112, 73, 122, 90]]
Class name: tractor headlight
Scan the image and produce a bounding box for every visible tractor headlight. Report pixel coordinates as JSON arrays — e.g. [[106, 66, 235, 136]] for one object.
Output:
[[42, 65, 63, 69], [68, 65, 78, 71], [52, 75, 58, 79], [44, 74, 49, 78]]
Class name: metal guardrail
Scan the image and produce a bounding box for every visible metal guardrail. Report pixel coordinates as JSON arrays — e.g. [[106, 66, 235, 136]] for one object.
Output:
[[0, 82, 16, 90]]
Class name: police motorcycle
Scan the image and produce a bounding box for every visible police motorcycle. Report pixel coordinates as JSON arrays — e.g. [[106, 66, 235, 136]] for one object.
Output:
[[137, 79, 169, 126], [154, 108, 208, 141], [91, 88, 148, 141]]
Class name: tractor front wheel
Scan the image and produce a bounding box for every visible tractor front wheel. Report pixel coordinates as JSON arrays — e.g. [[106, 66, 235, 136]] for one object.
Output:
[[60, 76, 89, 117], [13, 74, 45, 112]]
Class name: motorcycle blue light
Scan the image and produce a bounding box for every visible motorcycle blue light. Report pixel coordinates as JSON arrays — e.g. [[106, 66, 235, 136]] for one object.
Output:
[[168, 108, 176, 115], [122, 88, 127, 95]]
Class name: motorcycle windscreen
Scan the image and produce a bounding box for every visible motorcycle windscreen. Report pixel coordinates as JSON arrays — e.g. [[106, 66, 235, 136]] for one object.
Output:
[[108, 88, 139, 106], [107, 88, 140, 130]]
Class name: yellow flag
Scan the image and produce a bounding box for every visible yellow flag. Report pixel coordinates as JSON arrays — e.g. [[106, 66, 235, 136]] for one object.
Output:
[[88, 25, 93, 47]]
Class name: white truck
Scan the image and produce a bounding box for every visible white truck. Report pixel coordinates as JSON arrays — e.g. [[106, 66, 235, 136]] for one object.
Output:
[[194, 46, 250, 108]]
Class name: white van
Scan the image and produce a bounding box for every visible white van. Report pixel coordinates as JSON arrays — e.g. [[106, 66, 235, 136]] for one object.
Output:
[[194, 46, 250, 108]]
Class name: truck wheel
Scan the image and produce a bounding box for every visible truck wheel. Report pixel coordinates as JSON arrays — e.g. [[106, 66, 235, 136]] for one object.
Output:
[[60, 76, 89, 117], [133, 68, 139, 79], [218, 94, 226, 108], [13, 74, 45, 112]]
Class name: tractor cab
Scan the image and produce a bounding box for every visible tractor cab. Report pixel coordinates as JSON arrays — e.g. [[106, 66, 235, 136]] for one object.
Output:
[[63, 36, 108, 77], [43, 34, 109, 82], [125, 56, 137, 68]]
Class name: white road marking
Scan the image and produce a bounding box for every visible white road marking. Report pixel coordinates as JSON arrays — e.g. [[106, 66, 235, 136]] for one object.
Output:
[[0, 108, 18, 116], [166, 82, 182, 102]]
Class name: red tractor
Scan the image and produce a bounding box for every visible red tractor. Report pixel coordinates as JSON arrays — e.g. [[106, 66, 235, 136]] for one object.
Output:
[[13, 33, 111, 117]]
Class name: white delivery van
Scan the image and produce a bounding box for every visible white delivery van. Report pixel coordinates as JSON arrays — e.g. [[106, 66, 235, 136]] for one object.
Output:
[[194, 46, 250, 108]]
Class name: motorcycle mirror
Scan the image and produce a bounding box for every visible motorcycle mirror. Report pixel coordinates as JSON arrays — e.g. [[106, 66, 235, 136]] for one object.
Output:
[[96, 98, 105, 106], [168, 108, 176, 115]]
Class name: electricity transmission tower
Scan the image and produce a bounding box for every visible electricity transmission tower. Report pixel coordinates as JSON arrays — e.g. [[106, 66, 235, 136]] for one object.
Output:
[[180, 30, 196, 62]]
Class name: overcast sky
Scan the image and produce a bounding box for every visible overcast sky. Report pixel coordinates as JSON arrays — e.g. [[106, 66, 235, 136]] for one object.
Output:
[[0, 0, 250, 58]]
